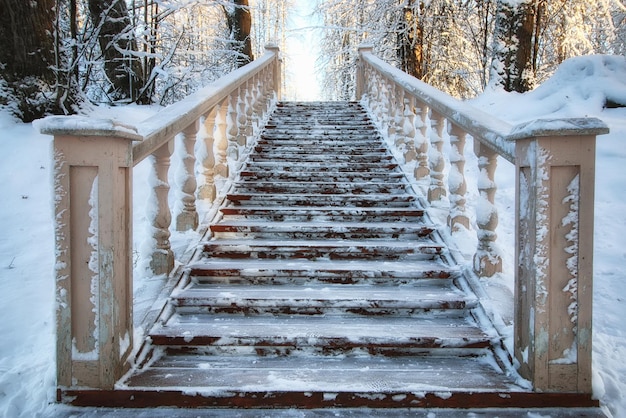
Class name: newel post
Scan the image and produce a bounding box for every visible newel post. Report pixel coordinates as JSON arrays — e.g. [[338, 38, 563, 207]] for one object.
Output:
[[356, 44, 373, 100], [41, 118, 138, 391], [511, 119, 608, 394], [265, 43, 282, 101]]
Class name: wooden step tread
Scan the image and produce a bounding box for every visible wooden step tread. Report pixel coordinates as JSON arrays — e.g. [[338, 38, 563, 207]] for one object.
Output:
[[230, 186, 410, 196], [202, 238, 442, 250], [243, 162, 399, 169], [187, 259, 458, 281], [150, 315, 494, 348], [173, 284, 477, 310], [219, 206, 425, 216], [240, 171, 405, 178], [123, 355, 517, 393], [226, 193, 415, 202], [232, 181, 409, 188], [211, 221, 435, 235]]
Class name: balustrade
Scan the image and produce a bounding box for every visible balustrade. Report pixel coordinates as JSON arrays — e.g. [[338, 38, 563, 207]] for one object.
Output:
[[357, 44, 608, 394], [38, 45, 281, 391]]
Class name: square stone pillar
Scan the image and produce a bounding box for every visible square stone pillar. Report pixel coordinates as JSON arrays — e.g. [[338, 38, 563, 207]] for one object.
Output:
[[511, 119, 608, 393], [41, 117, 140, 391]]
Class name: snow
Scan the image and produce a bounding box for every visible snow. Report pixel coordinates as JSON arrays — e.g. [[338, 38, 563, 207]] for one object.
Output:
[[1, 54, 626, 417]]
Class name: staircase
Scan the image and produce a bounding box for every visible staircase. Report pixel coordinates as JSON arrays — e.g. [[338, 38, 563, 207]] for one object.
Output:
[[94, 102, 591, 409]]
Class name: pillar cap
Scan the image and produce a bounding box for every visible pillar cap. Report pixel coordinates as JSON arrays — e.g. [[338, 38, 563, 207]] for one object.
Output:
[[507, 118, 609, 141], [36, 116, 143, 141]]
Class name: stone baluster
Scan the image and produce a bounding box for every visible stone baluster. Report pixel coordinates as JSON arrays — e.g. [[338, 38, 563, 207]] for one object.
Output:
[[391, 86, 404, 151], [175, 122, 199, 231], [473, 139, 502, 277], [414, 104, 430, 181], [226, 92, 239, 176], [402, 95, 417, 167], [214, 101, 229, 181], [386, 81, 398, 145], [368, 75, 381, 124], [243, 81, 254, 146], [236, 86, 248, 150], [428, 111, 447, 203], [447, 123, 470, 232], [150, 140, 175, 275], [379, 78, 390, 136], [361, 65, 372, 108], [251, 75, 263, 135], [197, 108, 217, 201]]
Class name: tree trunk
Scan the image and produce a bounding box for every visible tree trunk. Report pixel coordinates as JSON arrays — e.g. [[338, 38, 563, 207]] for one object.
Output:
[[397, 0, 425, 79], [0, 0, 60, 121], [489, 0, 536, 92], [223, 0, 255, 67], [88, 0, 145, 102]]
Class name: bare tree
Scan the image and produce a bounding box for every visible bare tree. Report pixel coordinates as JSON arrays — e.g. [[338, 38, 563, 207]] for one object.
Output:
[[88, 0, 145, 102], [489, 0, 536, 92], [223, 0, 255, 67], [0, 0, 63, 121]]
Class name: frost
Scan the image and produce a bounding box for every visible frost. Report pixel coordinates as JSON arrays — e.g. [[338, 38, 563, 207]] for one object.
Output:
[[521, 346, 529, 364], [119, 331, 131, 358], [88, 175, 100, 352], [323, 392, 338, 401], [550, 341, 578, 365]]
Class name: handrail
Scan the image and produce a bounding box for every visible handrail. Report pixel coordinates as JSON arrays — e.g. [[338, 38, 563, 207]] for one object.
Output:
[[37, 45, 281, 392], [356, 44, 608, 395], [357, 45, 608, 163], [40, 46, 281, 164]]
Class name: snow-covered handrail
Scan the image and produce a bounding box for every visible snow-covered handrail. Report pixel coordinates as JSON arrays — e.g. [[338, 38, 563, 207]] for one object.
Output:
[[37, 45, 281, 392], [356, 45, 608, 395]]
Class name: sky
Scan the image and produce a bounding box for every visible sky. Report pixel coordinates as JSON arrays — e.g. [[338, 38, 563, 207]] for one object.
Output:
[[283, 0, 322, 101]]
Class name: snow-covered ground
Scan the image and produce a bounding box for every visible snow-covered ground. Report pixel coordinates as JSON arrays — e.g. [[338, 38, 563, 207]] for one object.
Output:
[[1, 54, 625, 417]]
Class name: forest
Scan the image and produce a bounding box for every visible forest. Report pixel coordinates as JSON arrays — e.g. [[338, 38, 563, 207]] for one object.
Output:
[[0, 0, 624, 122]]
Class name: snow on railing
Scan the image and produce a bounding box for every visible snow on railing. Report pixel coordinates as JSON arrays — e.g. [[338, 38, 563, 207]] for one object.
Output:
[[37, 45, 281, 391], [356, 44, 608, 395]]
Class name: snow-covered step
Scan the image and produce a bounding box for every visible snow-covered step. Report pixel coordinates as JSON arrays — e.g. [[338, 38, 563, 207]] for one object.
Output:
[[254, 145, 388, 154], [171, 283, 478, 317], [239, 170, 406, 182], [187, 259, 459, 285], [219, 206, 426, 222], [202, 239, 444, 261], [250, 154, 394, 163], [230, 181, 409, 195], [243, 161, 400, 172], [210, 220, 435, 240], [226, 193, 416, 207], [257, 136, 383, 145], [123, 354, 520, 397], [149, 315, 494, 349]]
